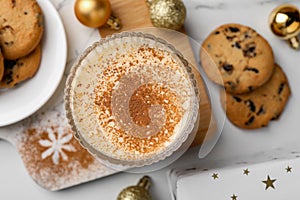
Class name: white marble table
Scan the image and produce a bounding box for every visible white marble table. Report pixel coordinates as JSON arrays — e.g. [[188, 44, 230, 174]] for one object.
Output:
[[1, 0, 300, 199]]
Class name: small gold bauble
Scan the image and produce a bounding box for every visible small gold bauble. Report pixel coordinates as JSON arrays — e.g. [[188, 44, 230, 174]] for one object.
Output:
[[117, 176, 152, 200], [74, 0, 111, 28], [147, 0, 186, 30], [269, 4, 300, 49], [74, 0, 121, 30]]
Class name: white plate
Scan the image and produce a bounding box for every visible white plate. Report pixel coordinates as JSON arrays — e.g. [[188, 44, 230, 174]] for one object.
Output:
[[0, 0, 67, 127]]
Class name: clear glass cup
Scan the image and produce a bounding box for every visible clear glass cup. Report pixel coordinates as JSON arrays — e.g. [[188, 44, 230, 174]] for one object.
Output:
[[64, 32, 199, 167]]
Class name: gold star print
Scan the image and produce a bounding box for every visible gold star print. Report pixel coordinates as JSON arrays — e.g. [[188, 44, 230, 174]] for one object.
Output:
[[243, 168, 250, 175], [286, 166, 292, 173], [212, 173, 219, 179], [231, 194, 238, 200], [262, 175, 276, 190]]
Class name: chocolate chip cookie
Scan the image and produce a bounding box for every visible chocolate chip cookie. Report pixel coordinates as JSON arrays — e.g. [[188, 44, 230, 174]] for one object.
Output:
[[0, 44, 41, 88], [200, 23, 275, 94], [0, 0, 44, 60], [221, 64, 290, 129]]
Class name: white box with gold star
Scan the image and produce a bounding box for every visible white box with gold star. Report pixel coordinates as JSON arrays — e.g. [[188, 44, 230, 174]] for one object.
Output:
[[170, 157, 300, 199]]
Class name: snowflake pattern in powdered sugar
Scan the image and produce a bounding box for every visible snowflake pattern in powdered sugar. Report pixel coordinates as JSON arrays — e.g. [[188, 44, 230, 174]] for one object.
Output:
[[39, 127, 76, 165]]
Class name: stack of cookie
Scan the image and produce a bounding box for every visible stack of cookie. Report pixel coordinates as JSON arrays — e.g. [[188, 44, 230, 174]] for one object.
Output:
[[200, 23, 291, 129], [0, 0, 44, 88]]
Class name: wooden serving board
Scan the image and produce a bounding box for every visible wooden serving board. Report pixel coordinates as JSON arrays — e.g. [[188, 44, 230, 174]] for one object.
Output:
[[99, 0, 215, 146]]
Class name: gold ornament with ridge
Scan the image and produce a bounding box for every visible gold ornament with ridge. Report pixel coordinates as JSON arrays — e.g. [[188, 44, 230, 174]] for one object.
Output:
[[117, 176, 152, 200], [269, 4, 300, 49], [74, 0, 121, 29], [146, 0, 186, 30]]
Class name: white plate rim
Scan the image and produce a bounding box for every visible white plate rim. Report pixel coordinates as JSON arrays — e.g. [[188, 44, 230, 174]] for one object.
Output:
[[0, 0, 67, 127]]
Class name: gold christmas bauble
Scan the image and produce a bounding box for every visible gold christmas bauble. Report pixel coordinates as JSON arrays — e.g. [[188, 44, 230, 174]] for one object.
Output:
[[148, 0, 186, 30], [269, 4, 300, 49], [74, 0, 111, 28], [117, 186, 152, 200], [117, 176, 152, 200]]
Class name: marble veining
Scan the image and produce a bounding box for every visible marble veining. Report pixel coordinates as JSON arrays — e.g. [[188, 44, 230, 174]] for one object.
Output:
[[0, 0, 300, 198], [194, 3, 226, 10]]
